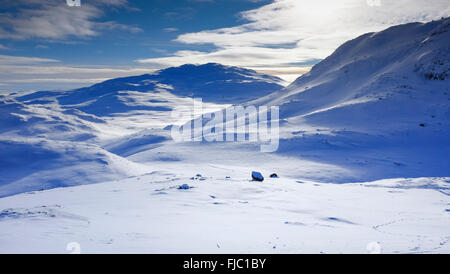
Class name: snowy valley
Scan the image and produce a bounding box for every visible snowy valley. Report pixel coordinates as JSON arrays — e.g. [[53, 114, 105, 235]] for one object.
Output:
[[0, 18, 449, 254]]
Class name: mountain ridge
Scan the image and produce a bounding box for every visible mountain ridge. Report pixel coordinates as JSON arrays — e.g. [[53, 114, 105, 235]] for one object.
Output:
[[1, 19, 449, 197], [0, 63, 285, 197]]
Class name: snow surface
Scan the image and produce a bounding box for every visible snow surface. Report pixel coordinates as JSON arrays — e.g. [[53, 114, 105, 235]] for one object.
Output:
[[247, 18, 450, 182], [0, 171, 448, 254], [0, 64, 284, 197], [0, 19, 449, 253]]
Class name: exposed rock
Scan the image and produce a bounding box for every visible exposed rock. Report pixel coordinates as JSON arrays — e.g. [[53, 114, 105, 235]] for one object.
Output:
[[178, 184, 191, 190], [252, 171, 264, 182]]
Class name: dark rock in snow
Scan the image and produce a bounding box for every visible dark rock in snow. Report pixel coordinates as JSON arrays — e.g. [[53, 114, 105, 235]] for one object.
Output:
[[178, 184, 191, 190], [252, 171, 264, 182], [191, 174, 206, 181], [270, 173, 279, 178]]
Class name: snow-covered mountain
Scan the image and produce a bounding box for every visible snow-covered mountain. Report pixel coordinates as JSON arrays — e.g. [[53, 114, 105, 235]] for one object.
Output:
[[255, 18, 450, 125], [103, 18, 450, 184], [43, 63, 284, 116], [247, 17, 450, 181], [0, 19, 449, 254], [0, 64, 285, 197]]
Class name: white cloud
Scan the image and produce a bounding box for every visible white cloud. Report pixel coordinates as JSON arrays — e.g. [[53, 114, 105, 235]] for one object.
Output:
[[138, 0, 450, 73], [163, 27, 179, 32], [0, 0, 141, 40], [0, 55, 60, 64], [0, 54, 157, 93]]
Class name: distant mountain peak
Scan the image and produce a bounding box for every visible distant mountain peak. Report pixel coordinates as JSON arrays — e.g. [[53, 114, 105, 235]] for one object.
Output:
[[13, 63, 285, 118]]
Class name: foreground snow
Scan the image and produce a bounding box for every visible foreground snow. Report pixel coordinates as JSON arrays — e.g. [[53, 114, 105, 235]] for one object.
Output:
[[0, 167, 448, 254]]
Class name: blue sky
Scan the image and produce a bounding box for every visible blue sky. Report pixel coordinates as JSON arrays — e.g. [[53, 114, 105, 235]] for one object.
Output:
[[1, 0, 272, 66], [0, 0, 449, 93]]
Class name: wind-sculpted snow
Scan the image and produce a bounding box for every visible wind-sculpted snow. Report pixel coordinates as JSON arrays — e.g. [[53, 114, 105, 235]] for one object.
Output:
[[0, 139, 148, 198], [248, 17, 450, 181], [0, 19, 449, 193], [0, 171, 448, 253], [0, 64, 284, 197], [0, 19, 449, 253], [55, 63, 285, 116]]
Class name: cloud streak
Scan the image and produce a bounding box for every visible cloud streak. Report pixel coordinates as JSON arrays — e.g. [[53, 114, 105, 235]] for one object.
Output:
[[0, 0, 141, 40], [0, 55, 157, 94], [0, 54, 60, 64]]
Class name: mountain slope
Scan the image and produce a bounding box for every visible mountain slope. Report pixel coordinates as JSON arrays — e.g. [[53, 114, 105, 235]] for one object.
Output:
[[256, 19, 450, 130], [0, 19, 449, 254], [0, 64, 285, 197], [110, 19, 450, 183], [1, 19, 449, 197], [54, 63, 285, 116], [244, 18, 450, 181]]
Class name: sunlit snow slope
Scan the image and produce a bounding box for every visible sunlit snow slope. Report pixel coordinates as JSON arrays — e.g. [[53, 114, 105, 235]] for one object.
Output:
[[0, 64, 285, 197], [0, 19, 449, 254], [248, 18, 450, 181]]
